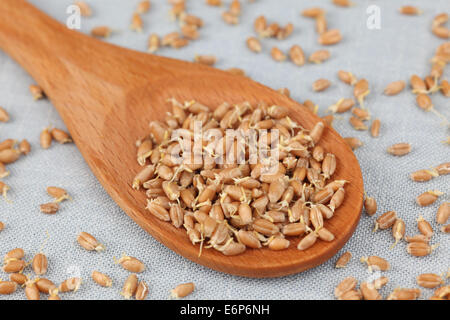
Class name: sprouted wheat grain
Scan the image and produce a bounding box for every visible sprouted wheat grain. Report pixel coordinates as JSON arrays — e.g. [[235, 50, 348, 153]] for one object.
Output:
[[132, 98, 348, 256]]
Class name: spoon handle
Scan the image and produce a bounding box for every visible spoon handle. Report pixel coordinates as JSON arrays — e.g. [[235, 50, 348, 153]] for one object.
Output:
[[0, 1, 195, 104], [0, 0, 77, 90]]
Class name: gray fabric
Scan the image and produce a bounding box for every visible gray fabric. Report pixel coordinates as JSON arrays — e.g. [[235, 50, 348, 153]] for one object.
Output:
[[0, 0, 449, 300]]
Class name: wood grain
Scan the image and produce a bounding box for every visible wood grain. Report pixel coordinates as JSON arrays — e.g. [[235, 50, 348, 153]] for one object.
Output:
[[0, 0, 364, 278]]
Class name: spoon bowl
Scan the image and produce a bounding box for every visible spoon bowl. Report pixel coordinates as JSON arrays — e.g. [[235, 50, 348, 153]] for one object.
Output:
[[0, 0, 363, 277]]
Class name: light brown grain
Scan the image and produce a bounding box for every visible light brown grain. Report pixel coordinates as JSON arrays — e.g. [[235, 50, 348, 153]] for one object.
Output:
[[222, 11, 239, 25], [246, 37, 262, 53], [301, 7, 325, 18], [277, 88, 290, 97], [47, 186, 70, 202], [318, 29, 342, 45], [75, 1, 92, 16], [206, 0, 222, 6], [406, 242, 438, 257], [4, 248, 25, 261], [91, 26, 111, 38], [136, 281, 149, 300], [136, 0, 151, 14], [29, 84, 44, 100], [36, 278, 56, 294], [432, 285, 450, 300], [360, 255, 390, 271], [417, 273, 444, 288], [121, 273, 138, 299], [399, 6, 422, 15], [360, 282, 382, 300], [0, 281, 17, 295], [40, 127, 52, 149], [0, 106, 9, 122], [77, 232, 105, 251], [48, 288, 61, 300], [181, 24, 199, 40], [384, 80, 405, 95], [433, 13, 449, 27], [25, 281, 40, 300], [117, 255, 145, 273], [180, 13, 204, 28], [432, 26, 450, 39], [312, 79, 331, 92], [40, 202, 59, 214], [387, 288, 420, 300], [410, 75, 427, 94], [424, 76, 438, 92], [351, 107, 370, 121], [146, 200, 170, 221], [349, 116, 368, 131], [297, 232, 318, 250], [405, 234, 430, 243], [370, 119, 380, 137], [416, 190, 443, 207], [271, 47, 286, 62], [261, 22, 280, 38], [417, 216, 433, 237], [333, 0, 354, 7], [315, 15, 327, 34], [335, 251, 351, 268], [353, 79, 369, 106], [162, 32, 180, 46], [289, 45, 305, 66], [0, 162, 9, 178], [410, 169, 438, 182], [194, 55, 217, 66], [171, 38, 189, 49], [32, 253, 48, 275], [438, 79, 450, 97], [391, 218, 405, 248], [18, 139, 31, 155], [253, 15, 266, 34], [328, 98, 355, 114], [169, 2, 185, 20], [338, 70, 356, 85], [171, 282, 195, 298], [387, 143, 411, 156], [372, 276, 389, 290], [0, 148, 20, 164], [338, 289, 362, 300], [58, 277, 81, 293], [51, 128, 72, 144], [226, 68, 245, 76], [92, 271, 112, 287], [130, 13, 143, 32], [9, 273, 28, 285], [344, 137, 362, 150], [277, 23, 294, 40], [334, 277, 357, 298], [268, 237, 290, 251], [435, 162, 449, 175], [416, 93, 433, 111], [308, 50, 330, 63], [374, 211, 397, 231], [436, 202, 449, 224]]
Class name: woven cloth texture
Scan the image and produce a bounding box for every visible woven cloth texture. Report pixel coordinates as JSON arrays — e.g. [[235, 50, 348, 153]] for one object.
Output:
[[0, 0, 448, 300]]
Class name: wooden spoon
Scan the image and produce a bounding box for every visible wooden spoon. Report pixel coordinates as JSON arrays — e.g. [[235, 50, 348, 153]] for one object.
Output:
[[0, 0, 363, 277]]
